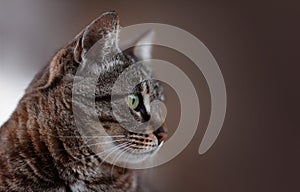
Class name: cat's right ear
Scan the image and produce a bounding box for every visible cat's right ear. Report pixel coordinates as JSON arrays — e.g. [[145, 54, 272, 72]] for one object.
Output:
[[74, 11, 119, 63]]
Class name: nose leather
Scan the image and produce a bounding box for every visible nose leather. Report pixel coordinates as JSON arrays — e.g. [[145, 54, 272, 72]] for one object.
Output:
[[153, 124, 168, 143]]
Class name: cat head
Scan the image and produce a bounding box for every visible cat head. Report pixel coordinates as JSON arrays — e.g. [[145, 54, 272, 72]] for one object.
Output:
[[29, 11, 168, 166]]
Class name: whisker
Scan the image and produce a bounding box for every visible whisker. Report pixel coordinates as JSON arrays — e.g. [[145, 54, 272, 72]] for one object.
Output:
[[92, 143, 127, 160], [29, 139, 124, 157], [58, 139, 126, 156], [98, 142, 131, 168], [80, 136, 125, 145], [44, 132, 125, 139], [110, 143, 132, 182], [82, 139, 126, 148], [66, 142, 127, 167], [62, 135, 125, 139], [67, 139, 124, 151], [110, 148, 127, 178], [122, 147, 138, 175]]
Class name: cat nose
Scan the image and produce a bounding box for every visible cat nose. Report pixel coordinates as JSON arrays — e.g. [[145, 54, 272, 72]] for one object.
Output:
[[153, 123, 168, 143]]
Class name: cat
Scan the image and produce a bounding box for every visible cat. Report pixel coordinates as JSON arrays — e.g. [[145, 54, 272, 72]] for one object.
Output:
[[0, 11, 168, 192]]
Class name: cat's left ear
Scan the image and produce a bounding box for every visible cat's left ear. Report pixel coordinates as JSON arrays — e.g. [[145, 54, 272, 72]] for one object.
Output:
[[120, 30, 155, 61], [74, 11, 119, 63]]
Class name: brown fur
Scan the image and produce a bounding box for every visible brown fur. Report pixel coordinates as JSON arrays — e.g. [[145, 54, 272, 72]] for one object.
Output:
[[0, 11, 167, 192], [0, 46, 138, 192]]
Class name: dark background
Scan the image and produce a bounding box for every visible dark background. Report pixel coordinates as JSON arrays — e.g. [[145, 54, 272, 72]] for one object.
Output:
[[0, 0, 294, 191]]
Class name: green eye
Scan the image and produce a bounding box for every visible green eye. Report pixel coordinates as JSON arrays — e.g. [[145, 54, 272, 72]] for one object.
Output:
[[127, 94, 140, 109]]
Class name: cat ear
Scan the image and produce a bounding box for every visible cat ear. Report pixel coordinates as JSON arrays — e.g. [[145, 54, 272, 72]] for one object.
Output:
[[74, 11, 119, 63], [121, 30, 155, 61]]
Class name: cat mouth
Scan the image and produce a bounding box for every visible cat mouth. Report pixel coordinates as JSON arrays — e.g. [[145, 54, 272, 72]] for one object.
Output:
[[114, 127, 168, 155], [153, 127, 168, 146], [126, 126, 167, 145]]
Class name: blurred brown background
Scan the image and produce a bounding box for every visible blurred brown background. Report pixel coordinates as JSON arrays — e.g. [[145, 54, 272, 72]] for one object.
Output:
[[0, 0, 294, 191]]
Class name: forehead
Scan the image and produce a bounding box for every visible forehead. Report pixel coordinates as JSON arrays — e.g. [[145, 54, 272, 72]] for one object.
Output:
[[95, 53, 164, 99]]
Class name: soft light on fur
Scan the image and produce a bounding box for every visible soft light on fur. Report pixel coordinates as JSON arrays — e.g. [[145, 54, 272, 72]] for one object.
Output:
[[0, 11, 167, 192]]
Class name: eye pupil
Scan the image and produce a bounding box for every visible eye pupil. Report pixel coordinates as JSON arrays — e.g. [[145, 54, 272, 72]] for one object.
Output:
[[128, 94, 139, 109]]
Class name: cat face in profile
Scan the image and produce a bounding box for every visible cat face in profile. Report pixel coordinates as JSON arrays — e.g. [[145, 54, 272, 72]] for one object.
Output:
[[28, 11, 168, 167]]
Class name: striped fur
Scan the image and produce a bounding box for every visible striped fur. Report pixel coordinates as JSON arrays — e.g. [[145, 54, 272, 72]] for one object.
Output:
[[0, 11, 167, 192]]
